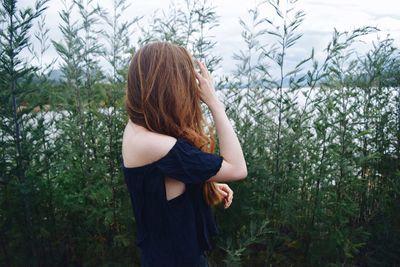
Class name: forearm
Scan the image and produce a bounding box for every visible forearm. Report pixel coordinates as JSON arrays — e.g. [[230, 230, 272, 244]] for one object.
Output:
[[208, 99, 247, 174]]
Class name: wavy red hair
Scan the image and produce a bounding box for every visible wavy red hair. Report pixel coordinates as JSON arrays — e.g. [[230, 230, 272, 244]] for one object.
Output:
[[125, 41, 223, 206]]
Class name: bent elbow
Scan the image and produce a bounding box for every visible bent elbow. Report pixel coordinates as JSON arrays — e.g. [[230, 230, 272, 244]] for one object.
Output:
[[237, 166, 248, 180]]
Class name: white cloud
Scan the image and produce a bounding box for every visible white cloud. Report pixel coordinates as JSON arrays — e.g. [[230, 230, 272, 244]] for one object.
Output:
[[15, 0, 400, 78]]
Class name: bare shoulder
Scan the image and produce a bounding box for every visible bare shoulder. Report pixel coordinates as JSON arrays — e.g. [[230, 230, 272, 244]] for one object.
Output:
[[122, 123, 178, 167]]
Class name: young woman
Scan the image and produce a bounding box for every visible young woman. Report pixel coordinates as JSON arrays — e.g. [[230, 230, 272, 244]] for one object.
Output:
[[122, 41, 247, 267]]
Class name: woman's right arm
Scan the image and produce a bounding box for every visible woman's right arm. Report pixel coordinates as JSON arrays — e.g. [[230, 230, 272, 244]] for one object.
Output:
[[195, 61, 247, 182]]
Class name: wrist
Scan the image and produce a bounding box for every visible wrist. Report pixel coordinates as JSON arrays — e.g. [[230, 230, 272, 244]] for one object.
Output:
[[207, 98, 225, 113]]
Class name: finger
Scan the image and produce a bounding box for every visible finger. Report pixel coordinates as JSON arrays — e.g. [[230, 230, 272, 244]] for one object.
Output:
[[202, 62, 213, 79], [218, 187, 227, 195], [220, 188, 232, 202], [222, 186, 233, 198], [221, 184, 230, 192], [224, 196, 231, 205], [216, 184, 228, 193], [223, 199, 227, 206], [219, 184, 229, 192], [193, 59, 200, 70], [221, 191, 228, 197], [198, 61, 210, 77], [194, 70, 204, 81], [196, 60, 205, 73]]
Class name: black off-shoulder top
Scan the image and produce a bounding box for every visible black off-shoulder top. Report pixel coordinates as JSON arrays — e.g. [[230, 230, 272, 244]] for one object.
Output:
[[122, 137, 224, 267]]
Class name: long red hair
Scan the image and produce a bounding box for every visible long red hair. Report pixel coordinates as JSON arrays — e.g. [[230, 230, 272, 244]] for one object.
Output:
[[125, 41, 223, 206]]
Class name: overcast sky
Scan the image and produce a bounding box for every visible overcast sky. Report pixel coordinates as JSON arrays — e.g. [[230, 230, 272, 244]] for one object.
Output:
[[19, 0, 400, 77]]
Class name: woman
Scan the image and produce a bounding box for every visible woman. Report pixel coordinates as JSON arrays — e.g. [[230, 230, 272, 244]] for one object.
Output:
[[122, 41, 247, 267]]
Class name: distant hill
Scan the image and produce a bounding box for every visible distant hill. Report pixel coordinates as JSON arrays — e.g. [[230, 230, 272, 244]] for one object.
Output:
[[49, 69, 63, 81]]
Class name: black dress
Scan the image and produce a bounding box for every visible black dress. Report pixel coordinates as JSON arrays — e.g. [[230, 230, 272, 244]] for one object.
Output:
[[122, 137, 224, 267]]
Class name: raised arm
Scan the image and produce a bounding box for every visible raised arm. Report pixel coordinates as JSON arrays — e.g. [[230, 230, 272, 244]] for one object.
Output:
[[194, 61, 247, 182]]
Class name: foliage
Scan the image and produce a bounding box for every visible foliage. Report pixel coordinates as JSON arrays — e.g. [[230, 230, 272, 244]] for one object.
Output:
[[0, 0, 399, 266]]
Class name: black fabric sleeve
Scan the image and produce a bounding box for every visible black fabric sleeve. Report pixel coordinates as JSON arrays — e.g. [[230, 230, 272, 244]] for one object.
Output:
[[155, 138, 224, 184]]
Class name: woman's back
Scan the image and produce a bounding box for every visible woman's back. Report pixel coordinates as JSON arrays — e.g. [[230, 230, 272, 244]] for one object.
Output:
[[122, 122, 224, 266], [122, 122, 186, 202]]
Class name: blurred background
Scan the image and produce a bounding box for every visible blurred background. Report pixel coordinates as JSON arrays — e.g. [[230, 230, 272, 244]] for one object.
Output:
[[1, 0, 399, 266]]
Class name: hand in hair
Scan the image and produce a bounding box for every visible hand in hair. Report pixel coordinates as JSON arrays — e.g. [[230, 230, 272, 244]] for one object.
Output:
[[194, 60, 219, 107]]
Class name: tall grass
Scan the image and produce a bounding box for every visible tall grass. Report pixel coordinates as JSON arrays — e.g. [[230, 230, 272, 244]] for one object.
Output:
[[0, 0, 399, 266]]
